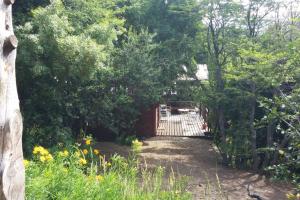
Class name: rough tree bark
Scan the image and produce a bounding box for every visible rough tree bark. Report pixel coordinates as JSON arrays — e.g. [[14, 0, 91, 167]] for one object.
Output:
[[207, 7, 229, 165], [0, 0, 25, 199], [249, 82, 259, 170]]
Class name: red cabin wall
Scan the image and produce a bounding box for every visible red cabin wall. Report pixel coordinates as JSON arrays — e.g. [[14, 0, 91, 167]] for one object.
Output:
[[135, 104, 159, 137]]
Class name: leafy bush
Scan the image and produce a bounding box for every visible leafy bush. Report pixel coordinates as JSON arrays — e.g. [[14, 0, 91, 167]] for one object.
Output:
[[25, 139, 191, 200], [23, 125, 74, 156], [17, 1, 166, 146]]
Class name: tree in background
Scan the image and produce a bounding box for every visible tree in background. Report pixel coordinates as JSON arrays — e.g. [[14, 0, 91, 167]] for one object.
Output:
[[16, 0, 186, 152], [12, 0, 300, 190], [194, 2, 300, 192], [125, 0, 203, 93], [199, 0, 241, 165], [16, 0, 126, 152], [195, 0, 300, 185]]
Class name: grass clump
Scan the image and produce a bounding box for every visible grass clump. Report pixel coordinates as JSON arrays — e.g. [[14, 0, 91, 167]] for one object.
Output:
[[25, 138, 191, 200]]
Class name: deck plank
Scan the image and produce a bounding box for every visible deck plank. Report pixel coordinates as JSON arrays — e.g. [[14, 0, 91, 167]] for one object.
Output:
[[157, 113, 204, 137]]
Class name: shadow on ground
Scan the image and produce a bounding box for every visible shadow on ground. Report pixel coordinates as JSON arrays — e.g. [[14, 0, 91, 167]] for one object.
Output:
[[96, 137, 292, 200], [139, 137, 291, 200]]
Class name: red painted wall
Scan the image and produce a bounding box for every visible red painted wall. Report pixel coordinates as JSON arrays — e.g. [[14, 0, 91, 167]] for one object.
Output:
[[135, 105, 159, 137]]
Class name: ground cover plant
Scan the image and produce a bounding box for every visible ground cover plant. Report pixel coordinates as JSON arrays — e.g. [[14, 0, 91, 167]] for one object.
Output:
[[25, 138, 191, 200]]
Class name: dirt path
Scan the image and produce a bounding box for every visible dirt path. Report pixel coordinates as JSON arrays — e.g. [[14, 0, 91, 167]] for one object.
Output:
[[139, 137, 292, 200], [97, 137, 292, 200]]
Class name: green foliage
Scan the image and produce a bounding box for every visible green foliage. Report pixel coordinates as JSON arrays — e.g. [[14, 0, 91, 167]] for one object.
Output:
[[23, 125, 74, 157], [113, 29, 163, 108], [16, 0, 204, 151], [194, 0, 300, 189], [125, 0, 204, 89], [14, 0, 300, 190], [16, 0, 125, 150], [16, 0, 167, 149], [25, 145, 191, 200], [14, 0, 50, 25]]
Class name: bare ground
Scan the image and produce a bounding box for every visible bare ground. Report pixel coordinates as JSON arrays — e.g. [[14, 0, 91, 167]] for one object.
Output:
[[97, 137, 293, 200]]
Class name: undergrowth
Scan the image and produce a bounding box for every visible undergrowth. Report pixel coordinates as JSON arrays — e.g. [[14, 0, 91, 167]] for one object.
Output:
[[25, 138, 191, 200]]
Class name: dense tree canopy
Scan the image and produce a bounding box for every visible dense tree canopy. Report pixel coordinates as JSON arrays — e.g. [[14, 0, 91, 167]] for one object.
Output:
[[14, 0, 300, 191]]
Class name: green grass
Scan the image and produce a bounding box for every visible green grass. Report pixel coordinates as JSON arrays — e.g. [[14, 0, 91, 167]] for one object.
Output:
[[25, 143, 191, 200]]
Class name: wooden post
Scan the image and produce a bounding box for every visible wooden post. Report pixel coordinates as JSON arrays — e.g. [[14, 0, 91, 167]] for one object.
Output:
[[0, 0, 25, 199]]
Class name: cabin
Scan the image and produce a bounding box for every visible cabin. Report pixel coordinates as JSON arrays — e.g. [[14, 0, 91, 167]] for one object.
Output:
[[135, 64, 209, 137]]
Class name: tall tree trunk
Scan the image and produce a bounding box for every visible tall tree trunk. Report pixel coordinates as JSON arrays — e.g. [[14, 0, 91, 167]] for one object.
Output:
[[263, 121, 273, 167], [250, 83, 259, 170], [207, 6, 228, 165], [0, 0, 25, 199], [216, 64, 228, 165]]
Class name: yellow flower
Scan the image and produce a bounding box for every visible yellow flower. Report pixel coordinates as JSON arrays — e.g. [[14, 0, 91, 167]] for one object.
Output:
[[106, 162, 111, 167], [23, 159, 29, 168], [132, 139, 138, 144], [33, 146, 45, 154], [132, 139, 143, 153], [41, 149, 49, 156], [95, 175, 104, 182], [132, 139, 143, 146], [93, 149, 100, 155], [33, 146, 40, 154], [79, 158, 87, 165], [40, 156, 46, 163], [83, 149, 88, 155], [59, 150, 69, 157], [63, 150, 69, 156], [33, 146, 50, 155], [45, 154, 53, 161], [85, 139, 91, 145]]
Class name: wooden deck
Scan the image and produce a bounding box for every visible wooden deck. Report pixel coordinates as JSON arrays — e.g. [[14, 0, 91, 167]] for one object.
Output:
[[156, 113, 205, 137]]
